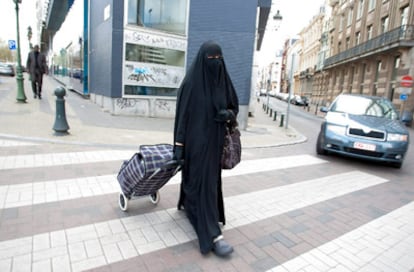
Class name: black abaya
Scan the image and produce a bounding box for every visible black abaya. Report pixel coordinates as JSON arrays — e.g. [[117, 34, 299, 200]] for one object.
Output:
[[173, 41, 239, 254]]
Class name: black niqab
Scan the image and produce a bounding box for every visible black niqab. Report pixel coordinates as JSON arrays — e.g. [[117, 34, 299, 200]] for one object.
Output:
[[173, 41, 239, 254]]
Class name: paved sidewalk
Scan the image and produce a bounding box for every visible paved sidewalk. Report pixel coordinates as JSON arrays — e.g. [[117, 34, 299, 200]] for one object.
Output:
[[0, 74, 306, 148], [2, 75, 414, 272]]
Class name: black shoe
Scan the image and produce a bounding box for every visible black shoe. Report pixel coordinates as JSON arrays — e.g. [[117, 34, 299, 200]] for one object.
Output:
[[38, 94, 41, 99], [34, 94, 37, 99], [212, 239, 233, 257]]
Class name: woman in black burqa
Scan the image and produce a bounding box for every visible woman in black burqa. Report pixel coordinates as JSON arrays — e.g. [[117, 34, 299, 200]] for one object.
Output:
[[173, 41, 239, 257]]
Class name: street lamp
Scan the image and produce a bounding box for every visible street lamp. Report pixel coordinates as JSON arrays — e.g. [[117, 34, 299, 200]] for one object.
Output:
[[285, 53, 295, 129], [265, 10, 283, 112], [13, 0, 27, 103]]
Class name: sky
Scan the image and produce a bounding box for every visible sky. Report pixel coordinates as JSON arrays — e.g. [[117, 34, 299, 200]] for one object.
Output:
[[0, 0, 39, 61], [0, 0, 326, 65], [258, 0, 327, 65]]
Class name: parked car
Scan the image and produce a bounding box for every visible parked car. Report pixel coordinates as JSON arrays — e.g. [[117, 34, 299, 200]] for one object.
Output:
[[0, 63, 15, 77], [268, 90, 277, 97], [301, 96, 310, 106], [316, 94, 410, 168], [275, 92, 286, 100], [290, 95, 306, 106]]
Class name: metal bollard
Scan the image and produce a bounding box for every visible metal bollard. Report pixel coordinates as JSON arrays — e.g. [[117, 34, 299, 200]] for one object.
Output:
[[279, 114, 284, 127], [269, 109, 273, 116], [273, 111, 277, 121], [53, 87, 70, 135]]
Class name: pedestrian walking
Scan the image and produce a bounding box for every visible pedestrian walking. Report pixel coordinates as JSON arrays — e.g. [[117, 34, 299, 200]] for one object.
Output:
[[26, 45, 48, 99], [173, 41, 239, 257]]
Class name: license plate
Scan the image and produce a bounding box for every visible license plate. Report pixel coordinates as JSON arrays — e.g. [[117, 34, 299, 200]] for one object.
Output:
[[353, 142, 376, 151]]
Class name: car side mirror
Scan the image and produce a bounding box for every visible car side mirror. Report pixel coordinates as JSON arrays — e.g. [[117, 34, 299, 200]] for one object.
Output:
[[400, 110, 413, 127]]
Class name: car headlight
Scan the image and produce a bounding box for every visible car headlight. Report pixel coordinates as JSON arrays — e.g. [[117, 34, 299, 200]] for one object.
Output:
[[326, 124, 346, 135], [387, 133, 408, 142]]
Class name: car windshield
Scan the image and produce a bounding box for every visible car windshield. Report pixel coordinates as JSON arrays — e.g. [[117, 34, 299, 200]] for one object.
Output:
[[330, 95, 398, 120]]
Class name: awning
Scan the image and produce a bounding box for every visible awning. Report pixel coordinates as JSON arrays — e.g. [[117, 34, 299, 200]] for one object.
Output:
[[256, 0, 271, 51], [44, 0, 75, 31]]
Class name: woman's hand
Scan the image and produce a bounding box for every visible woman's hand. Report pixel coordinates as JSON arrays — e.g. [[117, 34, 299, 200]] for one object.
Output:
[[215, 109, 234, 123], [173, 144, 184, 165]]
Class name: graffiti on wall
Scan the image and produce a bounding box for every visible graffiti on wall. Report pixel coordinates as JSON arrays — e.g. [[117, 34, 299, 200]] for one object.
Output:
[[124, 62, 184, 88], [116, 98, 136, 109], [155, 100, 173, 112], [124, 30, 187, 51]]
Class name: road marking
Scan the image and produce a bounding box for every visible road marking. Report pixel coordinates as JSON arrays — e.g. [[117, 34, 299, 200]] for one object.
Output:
[[0, 171, 389, 272], [0, 140, 40, 147], [0, 155, 326, 209], [267, 201, 414, 272], [0, 150, 134, 170]]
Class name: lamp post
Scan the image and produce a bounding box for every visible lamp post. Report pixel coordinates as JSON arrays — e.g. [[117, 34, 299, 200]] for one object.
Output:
[[13, 0, 27, 103], [265, 10, 283, 113], [285, 53, 295, 129]]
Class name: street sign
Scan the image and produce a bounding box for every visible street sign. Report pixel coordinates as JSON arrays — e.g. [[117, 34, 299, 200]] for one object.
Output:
[[8, 40, 16, 50], [400, 94, 408, 101], [399, 87, 412, 95], [401, 75, 413, 87]]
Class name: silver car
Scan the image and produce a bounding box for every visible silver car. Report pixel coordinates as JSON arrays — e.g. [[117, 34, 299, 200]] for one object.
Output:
[[316, 94, 410, 168], [0, 63, 15, 77]]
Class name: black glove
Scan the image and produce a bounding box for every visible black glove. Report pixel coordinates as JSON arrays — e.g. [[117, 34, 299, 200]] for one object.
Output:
[[173, 145, 184, 165], [215, 109, 234, 123]]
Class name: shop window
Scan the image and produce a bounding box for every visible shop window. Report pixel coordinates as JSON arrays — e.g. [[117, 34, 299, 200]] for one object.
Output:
[[125, 43, 185, 67], [391, 56, 400, 80], [375, 60, 381, 82], [127, 0, 188, 35], [124, 85, 177, 96]]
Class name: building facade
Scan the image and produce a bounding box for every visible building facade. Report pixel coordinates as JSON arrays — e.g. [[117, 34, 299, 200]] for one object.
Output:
[[298, 6, 327, 100], [41, 0, 273, 129], [323, 0, 414, 114]]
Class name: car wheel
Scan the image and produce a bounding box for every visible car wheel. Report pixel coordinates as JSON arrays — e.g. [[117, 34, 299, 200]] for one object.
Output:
[[316, 132, 327, 155]]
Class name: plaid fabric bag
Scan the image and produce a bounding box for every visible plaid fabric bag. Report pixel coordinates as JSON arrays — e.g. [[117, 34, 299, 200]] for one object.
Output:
[[117, 144, 179, 198]]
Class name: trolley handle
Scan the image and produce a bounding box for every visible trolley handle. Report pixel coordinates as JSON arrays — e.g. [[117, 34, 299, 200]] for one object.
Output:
[[147, 160, 182, 180]]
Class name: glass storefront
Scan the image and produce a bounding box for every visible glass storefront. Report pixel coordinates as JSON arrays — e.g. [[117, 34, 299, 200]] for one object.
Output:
[[127, 0, 187, 35], [123, 0, 188, 97], [51, 0, 86, 94]]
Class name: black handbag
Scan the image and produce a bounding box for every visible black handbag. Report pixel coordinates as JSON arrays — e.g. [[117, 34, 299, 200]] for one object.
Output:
[[221, 126, 241, 169]]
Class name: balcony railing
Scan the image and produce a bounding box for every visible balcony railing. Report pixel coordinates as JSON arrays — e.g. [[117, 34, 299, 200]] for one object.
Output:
[[324, 25, 414, 68]]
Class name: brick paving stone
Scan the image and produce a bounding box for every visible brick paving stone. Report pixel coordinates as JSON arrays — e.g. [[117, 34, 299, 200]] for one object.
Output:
[[271, 231, 296, 248], [253, 234, 277, 248], [0, 116, 413, 272], [288, 223, 309, 234], [252, 257, 279, 271]]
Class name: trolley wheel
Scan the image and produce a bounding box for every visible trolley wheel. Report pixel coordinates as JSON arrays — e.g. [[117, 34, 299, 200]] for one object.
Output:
[[149, 191, 160, 204], [119, 192, 129, 212]]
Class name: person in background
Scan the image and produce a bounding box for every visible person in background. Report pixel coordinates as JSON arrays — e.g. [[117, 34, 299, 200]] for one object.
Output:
[[173, 41, 239, 257], [26, 45, 48, 99]]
